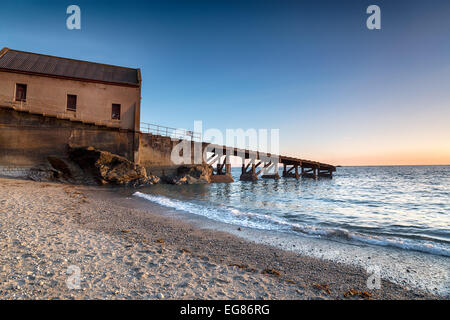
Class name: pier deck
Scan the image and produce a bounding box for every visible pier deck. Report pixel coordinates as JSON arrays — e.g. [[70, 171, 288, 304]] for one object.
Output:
[[140, 123, 337, 182], [205, 144, 336, 181]]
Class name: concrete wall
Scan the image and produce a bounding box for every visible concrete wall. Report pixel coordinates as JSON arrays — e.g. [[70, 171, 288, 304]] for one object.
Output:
[[139, 134, 178, 176], [139, 133, 213, 177], [0, 71, 140, 131], [0, 108, 136, 167], [139, 134, 177, 167]]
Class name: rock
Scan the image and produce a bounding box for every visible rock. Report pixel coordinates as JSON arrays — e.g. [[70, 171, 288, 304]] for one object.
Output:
[[27, 164, 62, 182], [157, 292, 164, 299], [68, 146, 159, 187], [47, 156, 73, 179], [171, 176, 188, 185], [28, 156, 96, 185], [168, 164, 213, 185]]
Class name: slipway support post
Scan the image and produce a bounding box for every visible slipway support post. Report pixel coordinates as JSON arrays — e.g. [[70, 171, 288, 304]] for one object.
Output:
[[282, 163, 300, 179], [318, 166, 333, 178], [261, 161, 280, 179], [240, 156, 258, 181], [210, 154, 234, 183]]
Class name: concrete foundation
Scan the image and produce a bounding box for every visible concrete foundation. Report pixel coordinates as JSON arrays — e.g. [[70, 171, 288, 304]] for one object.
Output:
[[239, 173, 258, 182], [210, 174, 234, 183], [261, 173, 281, 179]]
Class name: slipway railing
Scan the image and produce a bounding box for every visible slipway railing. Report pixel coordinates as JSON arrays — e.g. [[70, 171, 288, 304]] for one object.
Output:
[[140, 122, 202, 142]]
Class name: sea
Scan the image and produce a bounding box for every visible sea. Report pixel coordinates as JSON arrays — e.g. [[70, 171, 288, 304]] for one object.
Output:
[[132, 165, 450, 296]]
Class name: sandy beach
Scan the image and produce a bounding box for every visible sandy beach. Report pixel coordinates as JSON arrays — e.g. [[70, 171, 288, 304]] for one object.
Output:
[[0, 177, 441, 300]]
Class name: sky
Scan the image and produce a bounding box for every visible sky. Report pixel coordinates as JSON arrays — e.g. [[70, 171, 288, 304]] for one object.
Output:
[[0, 0, 449, 165]]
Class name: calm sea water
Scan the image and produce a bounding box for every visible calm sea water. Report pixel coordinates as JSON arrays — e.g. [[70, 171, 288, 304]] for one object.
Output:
[[133, 166, 450, 294]]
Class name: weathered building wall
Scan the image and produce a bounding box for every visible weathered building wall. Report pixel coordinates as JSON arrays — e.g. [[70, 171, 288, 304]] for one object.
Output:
[[0, 108, 135, 168], [0, 70, 140, 131]]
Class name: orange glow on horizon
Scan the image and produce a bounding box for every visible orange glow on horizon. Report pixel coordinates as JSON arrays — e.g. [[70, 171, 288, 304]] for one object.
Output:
[[303, 150, 450, 167]]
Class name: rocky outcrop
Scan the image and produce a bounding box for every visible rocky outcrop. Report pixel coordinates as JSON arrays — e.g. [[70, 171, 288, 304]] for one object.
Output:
[[68, 146, 160, 187], [166, 164, 213, 185], [27, 147, 216, 187], [28, 147, 160, 187]]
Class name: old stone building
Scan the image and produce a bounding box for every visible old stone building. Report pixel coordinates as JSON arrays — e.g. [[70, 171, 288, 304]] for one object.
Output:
[[0, 48, 141, 131], [0, 48, 142, 174]]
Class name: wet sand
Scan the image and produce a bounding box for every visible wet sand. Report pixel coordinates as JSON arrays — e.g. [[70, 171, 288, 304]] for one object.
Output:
[[0, 177, 441, 299]]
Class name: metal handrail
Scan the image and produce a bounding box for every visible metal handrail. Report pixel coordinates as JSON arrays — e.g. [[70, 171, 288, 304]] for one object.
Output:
[[140, 122, 202, 142]]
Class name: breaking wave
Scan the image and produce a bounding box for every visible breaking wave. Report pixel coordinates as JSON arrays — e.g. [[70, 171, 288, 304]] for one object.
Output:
[[134, 191, 450, 257]]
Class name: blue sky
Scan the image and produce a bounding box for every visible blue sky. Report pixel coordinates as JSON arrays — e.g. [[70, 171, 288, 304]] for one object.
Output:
[[1, 0, 449, 165]]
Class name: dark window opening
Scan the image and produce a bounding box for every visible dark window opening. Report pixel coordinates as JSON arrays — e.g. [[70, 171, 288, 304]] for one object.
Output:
[[15, 84, 27, 102], [112, 104, 121, 120], [67, 94, 77, 111]]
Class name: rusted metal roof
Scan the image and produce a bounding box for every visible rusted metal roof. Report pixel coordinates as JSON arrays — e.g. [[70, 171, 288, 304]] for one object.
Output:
[[0, 48, 140, 87]]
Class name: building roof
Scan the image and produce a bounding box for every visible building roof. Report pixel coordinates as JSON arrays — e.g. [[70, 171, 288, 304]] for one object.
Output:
[[0, 48, 140, 87]]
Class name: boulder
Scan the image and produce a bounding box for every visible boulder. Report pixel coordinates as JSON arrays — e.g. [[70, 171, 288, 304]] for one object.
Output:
[[68, 146, 159, 187], [168, 164, 213, 185]]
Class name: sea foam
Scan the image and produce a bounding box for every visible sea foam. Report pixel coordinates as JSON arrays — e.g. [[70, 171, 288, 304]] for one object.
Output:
[[134, 191, 450, 257]]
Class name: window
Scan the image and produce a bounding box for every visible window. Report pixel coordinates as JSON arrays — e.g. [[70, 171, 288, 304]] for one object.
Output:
[[15, 84, 27, 102], [67, 94, 77, 111], [112, 104, 121, 120]]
